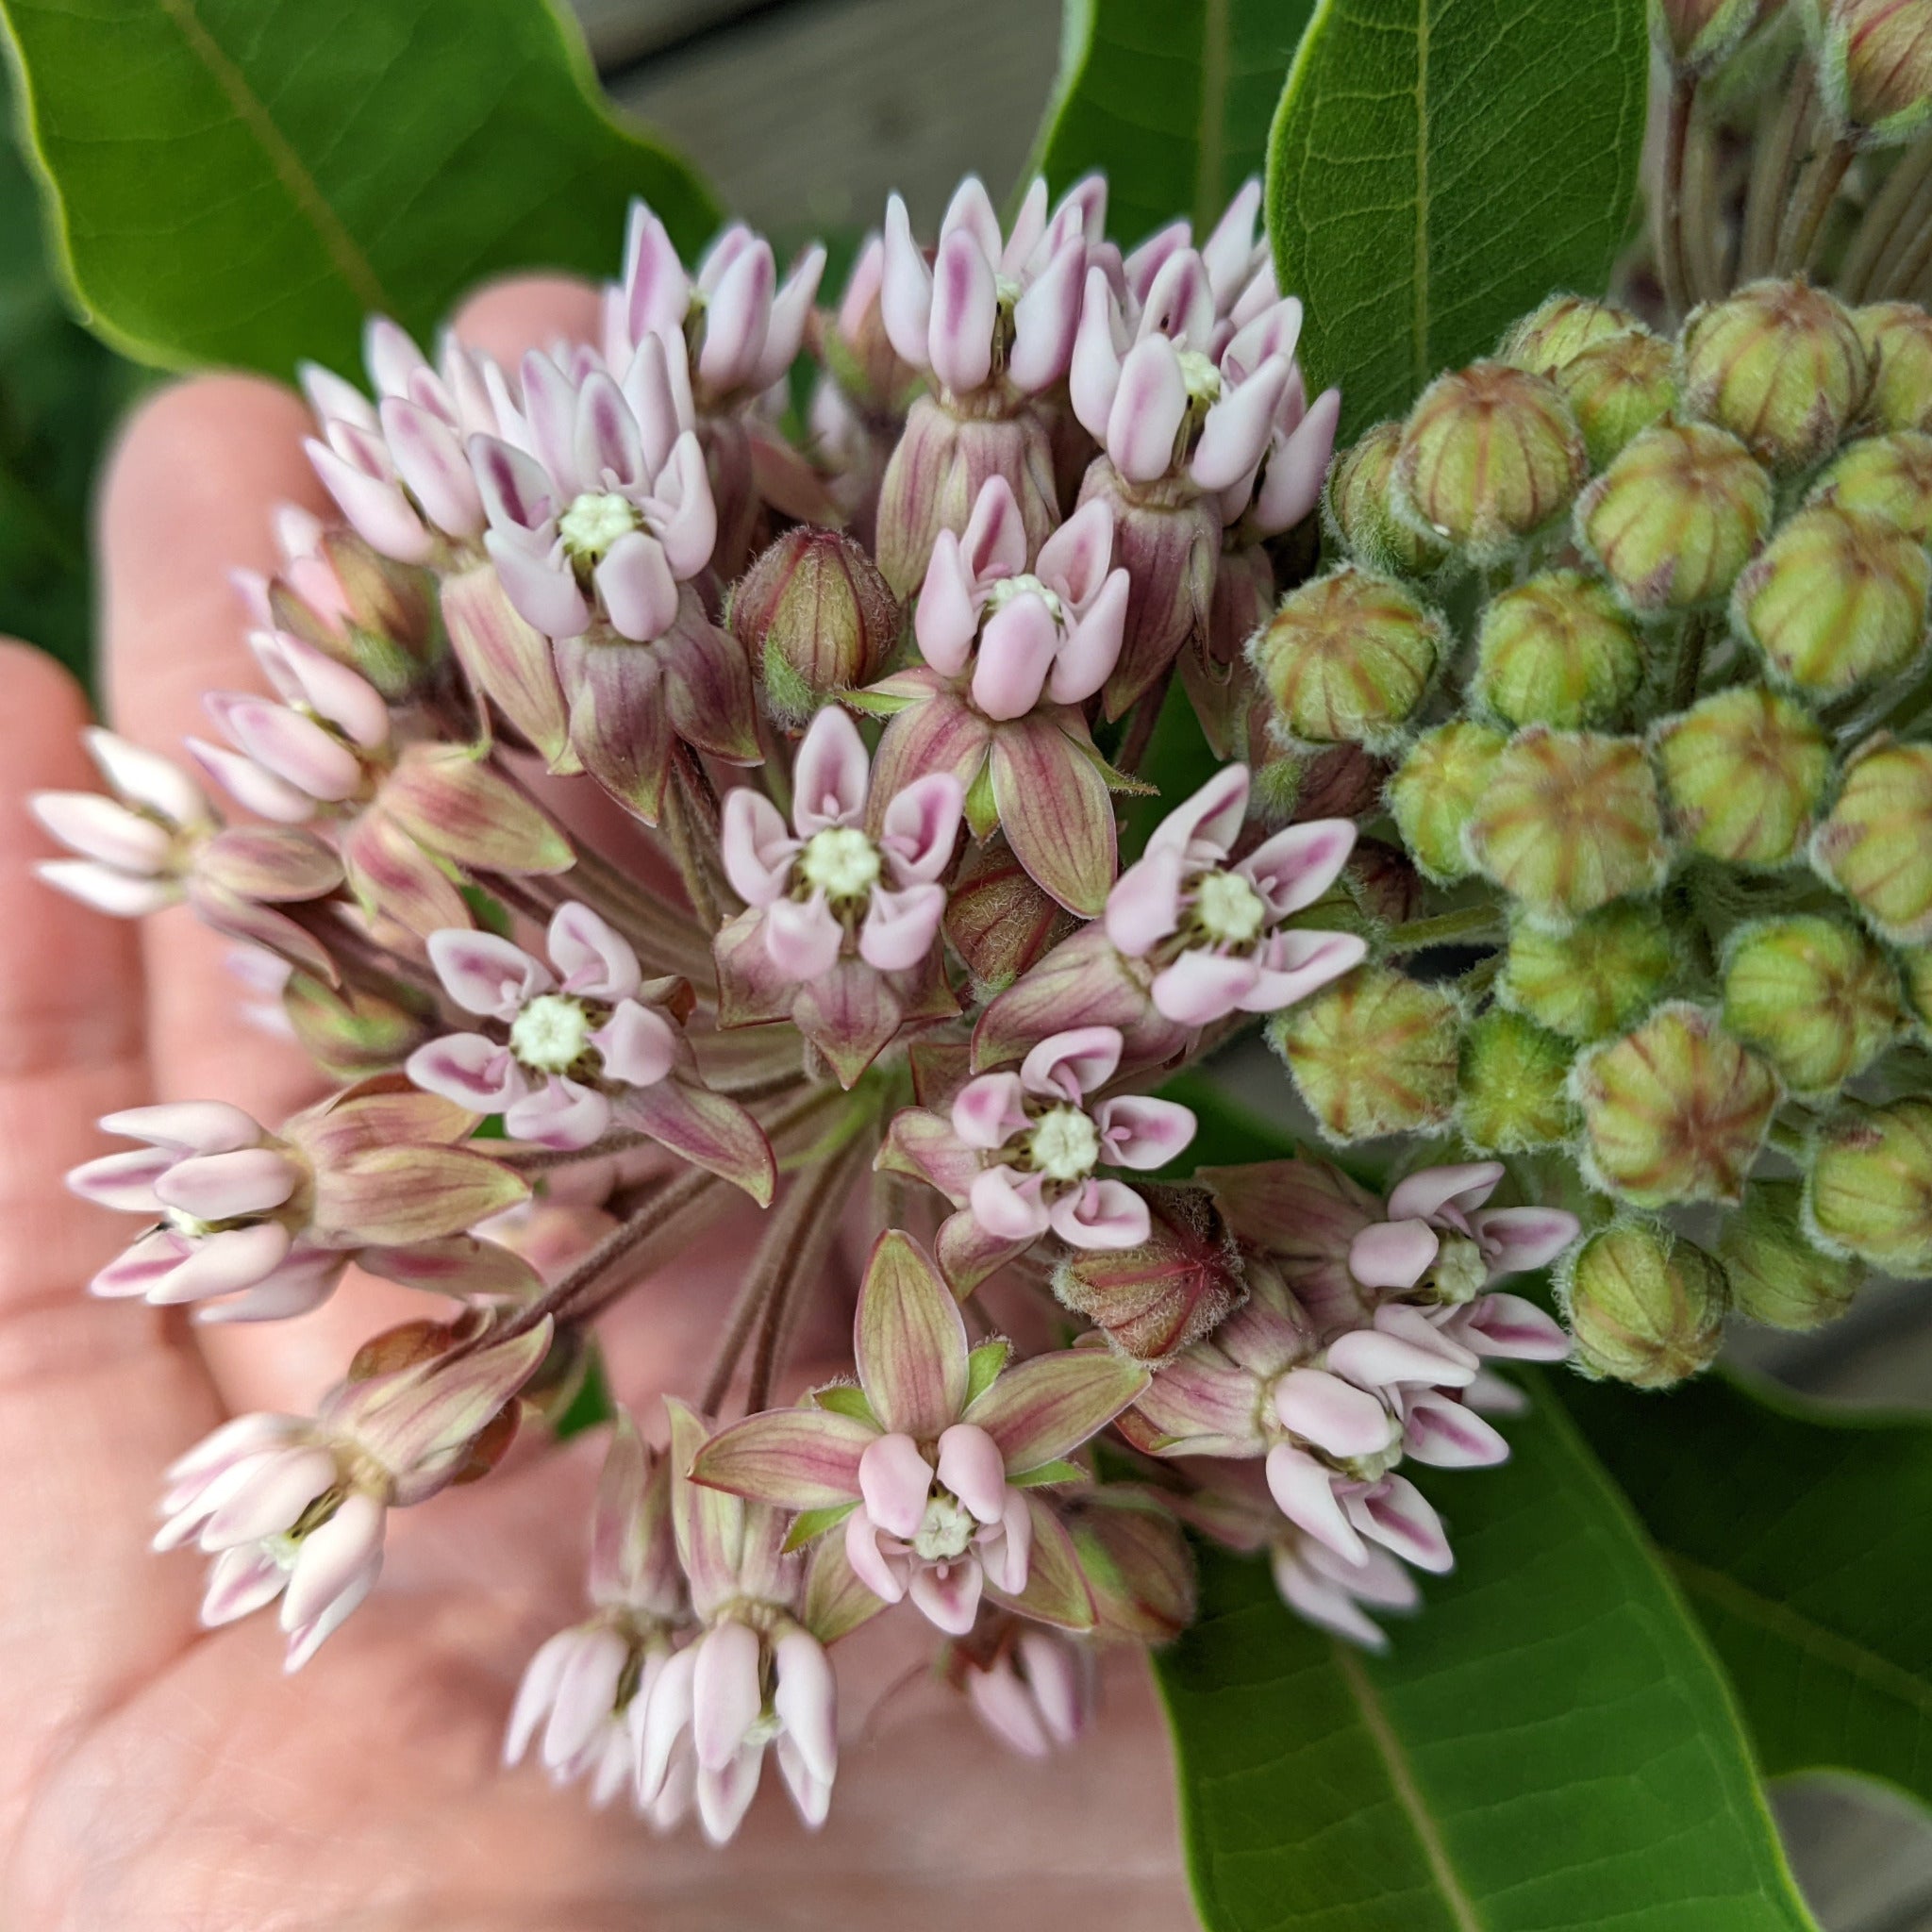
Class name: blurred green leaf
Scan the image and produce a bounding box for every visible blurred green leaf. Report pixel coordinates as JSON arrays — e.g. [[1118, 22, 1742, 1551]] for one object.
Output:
[[0, 0, 718, 378], [1266, 0, 1649, 435]]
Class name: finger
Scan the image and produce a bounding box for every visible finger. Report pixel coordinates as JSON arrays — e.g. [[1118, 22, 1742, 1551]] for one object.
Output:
[[0, 642, 220, 1823], [450, 273, 601, 363]]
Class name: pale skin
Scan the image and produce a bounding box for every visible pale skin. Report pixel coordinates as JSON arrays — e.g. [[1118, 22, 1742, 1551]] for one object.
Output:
[[0, 279, 1192, 1932]]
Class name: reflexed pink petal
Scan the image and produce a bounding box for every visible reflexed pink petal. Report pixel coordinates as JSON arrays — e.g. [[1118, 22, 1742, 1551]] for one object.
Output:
[[1274, 1368, 1396, 1458], [939, 174, 1004, 259], [471, 433, 558, 534], [591, 1000, 676, 1089], [878, 772, 964, 883], [36, 860, 178, 917], [691, 1620, 763, 1774], [1470, 1207, 1581, 1279], [505, 1077, 612, 1152], [655, 442, 715, 578], [1092, 1094, 1196, 1171], [1069, 268, 1126, 441], [155, 1147, 300, 1220], [1202, 178, 1264, 302], [635, 1641, 697, 1804], [969, 1164, 1052, 1241], [208, 694, 361, 802], [547, 901, 641, 1001], [908, 1557, 984, 1635], [1049, 1177, 1150, 1249], [573, 370, 645, 491], [84, 727, 208, 824], [596, 530, 679, 641], [198, 1445, 337, 1548], [958, 473, 1029, 586], [1303, 1537, 1420, 1610], [1139, 246, 1215, 346], [1253, 386, 1341, 536], [763, 892, 845, 981], [1008, 238, 1085, 394], [1464, 1367, 1531, 1413], [1273, 1546, 1388, 1649], [185, 738, 315, 824], [200, 1544, 290, 1627], [1190, 355, 1290, 491], [30, 791, 173, 872], [258, 632, 391, 752], [720, 788, 799, 907], [300, 358, 378, 432], [1403, 1392, 1510, 1468], [150, 1222, 295, 1304], [519, 351, 581, 496], [952, 1071, 1029, 1150], [935, 1422, 1008, 1524], [67, 1144, 175, 1214], [1347, 1219, 1441, 1291], [853, 1229, 972, 1436], [365, 315, 429, 396], [1454, 1291, 1572, 1362], [912, 529, 981, 676], [928, 228, 997, 394], [699, 240, 776, 394], [425, 928, 552, 1018], [971, 591, 1059, 721], [1020, 1024, 1122, 1103], [858, 1432, 933, 1540], [1106, 337, 1190, 484], [1046, 569, 1128, 706], [1046, 172, 1108, 252], [1242, 930, 1368, 1012], [753, 245, 827, 392], [773, 1630, 838, 1786], [1376, 1301, 1483, 1370], [406, 1032, 524, 1110], [879, 193, 935, 370], [618, 201, 692, 348], [485, 532, 590, 640], [1264, 1443, 1367, 1565], [1348, 1474, 1452, 1574], [986, 1494, 1030, 1591], [1327, 1316, 1478, 1391], [380, 396, 483, 538], [305, 440, 431, 563], [843, 1512, 910, 1604], [1150, 948, 1261, 1025], [1104, 848, 1189, 960], [792, 706, 872, 832], [280, 1491, 386, 1639], [102, 1098, 262, 1155], [858, 880, 944, 971], [967, 1657, 1052, 1757], [1387, 1162, 1506, 1225], [619, 331, 684, 475], [1241, 817, 1357, 917]]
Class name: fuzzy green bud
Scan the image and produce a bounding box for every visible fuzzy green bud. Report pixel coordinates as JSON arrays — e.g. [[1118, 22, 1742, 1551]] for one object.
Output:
[[1718, 1178, 1865, 1330], [1576, 422, 1774, 611], [1732, 503, 1929, 694], [1268, 964, 1460, 1142], [1807, 1097, 1932, 1273], [1465, 727, 1670, 921], [1457, 1008, 1575, 1152], [1574, 1002, 1782, 1207], [1855, 302, 1932, 431], [1651, 684, 1830, 865], [1814, 0, 1932, 145], [1813, 738, 1932, 943], [1472, 570, 1645, 729], [1499, 295, 1643, 375], [1549, 328, 1679, 467], [1807, 430, 1932, 541], [1392, 361, 1589, 558], [1387, 721, 1507, 883], [1324, 422, 1450, 577], [1721, 914, 1901, 1092], [1500, 902, 1678, 1040], [730, 526, 899, 726], [1560, 1220, 1730, 1388], [1250, 565, 1444, 748]]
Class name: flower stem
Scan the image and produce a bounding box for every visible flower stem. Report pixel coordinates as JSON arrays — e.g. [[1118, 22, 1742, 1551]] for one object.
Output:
[[1383, 903, 1504, 952], [1113, 666, 1174, 778], [1671, 611, 1715, 713], [494, 1128, 655, 1170], [1776, 135, 1856, 273], [1740, 55, 1815, 281], [1656, 74, 1698, 323], [1840, 136, 1932, 298]]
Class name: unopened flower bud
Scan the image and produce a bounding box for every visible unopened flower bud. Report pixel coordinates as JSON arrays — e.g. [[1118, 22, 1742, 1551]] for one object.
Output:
[[1559, 1220, 1729, 1387], [1807, 1096, 1932, 1273], [1733, 504, 1930, 694], [1855, 302, 1932, 430], [1457, 1008, 1575, 1152], [1807, 429, 1932, 540], [1679, 279, 1868, 472], [730, 527, 900, 724], [1576, 422, 1773, 610], [1066, 1493, 1196, 1641], [1472, 570, 1645, 729], [1387, 721, 1507, 883], [1250, 565, 1445, 748], [1652, 684, 1831, 865], [1574, 1002, 1782, 1206], [1814, 0, 1932, 144], [1392, 361, 1589, 558], [1324, 422, 1450, 577], [1268, 964, 1459, 1141], [1722, 914, 1900, 1093], [283, 973, 434, 1079], [1906, 946, 1932, 1034], [1718, 1178, 1864, 1329], [1813, 739, 1932, 943], [1652, 0, 1774, 68], [1465, 727, 1669, 921], [1550, 328, 1679, 467], [1500, 902, 1678, 1040], [1499, 294, 1642, 375]]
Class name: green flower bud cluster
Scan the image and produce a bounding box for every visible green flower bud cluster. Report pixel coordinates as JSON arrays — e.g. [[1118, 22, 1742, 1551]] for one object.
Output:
[[1262, 277, 1932, 1387]]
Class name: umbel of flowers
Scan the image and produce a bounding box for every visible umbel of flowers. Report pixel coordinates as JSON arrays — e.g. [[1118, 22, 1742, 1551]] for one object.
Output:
[[39, 174, 1592, 1851]]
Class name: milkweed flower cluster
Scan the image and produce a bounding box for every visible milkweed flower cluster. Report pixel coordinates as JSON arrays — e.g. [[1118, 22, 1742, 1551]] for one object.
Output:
[[40, 175, 1596, 1849]]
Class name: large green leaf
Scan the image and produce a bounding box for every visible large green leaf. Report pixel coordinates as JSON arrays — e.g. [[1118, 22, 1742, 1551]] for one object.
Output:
[[0, 0, 718, 377], [1561, 1372, 1932, 1814], [1156, 1385, 1819, 1930], [1030, 0, 1319, 246], [1265, 0, 1649, 435]]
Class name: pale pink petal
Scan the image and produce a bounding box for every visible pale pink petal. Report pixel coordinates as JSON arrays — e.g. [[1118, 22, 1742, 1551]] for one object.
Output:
[[967, 1658, 1052, 1757], [155, 1147, 300, 1220], [1274, 1368, 1397, 1458], [258, 632, 391, 751], [773, 1630, 838, 1786], [1239, 932, 1368, 1013], [591, 1000, 676, 1089], [858, 1432, 933, 1541], [762, 894, 844, 981], [878, 772, 964, 883], [149, 1222, 295, 1304], [1150, 949, 1263, 1025], [618, 202, 692, 348], [843, 1511, 910, 1604], [1387, 1162, 1506, 1226], [1326, 1317, 1478, 1391], [913, 529, 981, 676], [1202, 178, 1264, 304], [542, 1626, 629, 1771], [1008, 238, 1084, 393], [1048, 1177, 1148, 1249], [935, 1423, 1008, 1524], [595, 530, 679, 641], [425, 928, 552, 1017], [200, 1544, 291, 1628], [1453, 1291, 1572, 1362], [68, 1143, 178, 1214], [207, 694, 360, 802], [185, 739, 315, 823], [1092, 1094, 1196, 1170], [306, 440, 431, 563], [952, 1072, 1029, 1150], [1191, 355, 1290, 491], [84, 728, 207, 824], [1348, 1219, 1441, 1291], [939, 174, 1004, 260], [198, 1445, 337, 1548], [699, 240, 775, 394], [1106, 337, 1189, 483], [37, 860, 176, 917], [406, 1032, 524, 1110], [1139, 246, 1216, 345], [969, 1164, 1052, 1241], [1274, 1548, 1389, 1649], [1253, 386, 1341, 535], [879, 194, 935, 371], [1470, 1207, 1581, 1279], [928, 228, 997, 394], [1069, 268, 1125, 440], [791, 706, 872, 832], [1265, 1443, 1367, 1566], [485, 532, 590, 640], [908, 1557, 983, 1635], [971, 592, 1059, 721], [619, 332, 684, 475], [635, 1641, 697, 1804], [280, 1491, 386, 1640], [1241, 818, 1358, 917], [574, 370, 645, 491], [691, 1620, 763, 1774], [519, 351, 582, 497], [30, 791, 173, 871], [505, 1076, 612, 1152], [102, 1099, 261, 1155], [1046, 569, 1128, 705], [1403, 1392, 1510, 1468], [958, 474, 1029, 586], [720, 788, 799, 907], [300, 358, 378, 432], [1103, 849, 1189, 962], [990, 1489, 1034, 1592], [380, 396, 484, 538], [752, 245, 827, 391], [858, 881, 944, 972], [546, 901, 641, 1001], [1020, 1024, 1122, 1104], [1348, 1475, 1452, 1574], [505, 1628, 577, 1766]]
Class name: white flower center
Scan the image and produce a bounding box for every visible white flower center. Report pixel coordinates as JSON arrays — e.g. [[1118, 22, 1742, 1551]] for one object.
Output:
[[1177, 348, 1223, 406], [993, 272, 1024, 309], [1029, 1105, 1101, 1182], [1193, 868, 1268, 946], [558, 491, 640, 561], [798, 824, 882, 902], [912, 1492, 977, 1561], [983, 573, 1065, 626], [510, 992, 593, 1073], [1428, 1234, 1488, 1307]]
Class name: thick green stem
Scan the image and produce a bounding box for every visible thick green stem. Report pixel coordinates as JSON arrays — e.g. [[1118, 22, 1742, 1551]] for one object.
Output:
[[1740, 57, 1815, 280], [1656, 75, 1698, 323], [1841, 136, 1932, 298], [1383, 903, 1505, 952], [1776, 136, 1856, 273]]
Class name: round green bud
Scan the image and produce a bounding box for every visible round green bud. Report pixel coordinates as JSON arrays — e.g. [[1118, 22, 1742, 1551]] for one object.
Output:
[[1392, 360, 1589, 558], [1678, 279, 1869, 472], [1499, 295, 1643, 376], [1457, 1008, 1576, 1152], [1574, 1001, 1783, 1207], [1721, 914, 1901, 1093], [1559, 1220, 1730, 1389], [1500, 902, 1678, 1041], [1576, 422, 1774, 611], [1251, 565, 1444, 748], [1549, 327, 1679, 468], [1651, 684, 1831, 866], [1807, 430, 1932, 541], [1324, 422, 1450, 577], [731, 526, 900, 725], [1807, 1097, 1932, 1274], [1812, 739, 1932, 944], [1268, 964, 1460, 1143], [1388, 721, 1507, 883], [1854, 303, 1932, 432], [1472, 570, 1646, 729], [1732, 503, 1930, 694], [1815, 0, 1932, 145], [1718, 1178, 1865, 1330], [1465, 727, 1670, 922]]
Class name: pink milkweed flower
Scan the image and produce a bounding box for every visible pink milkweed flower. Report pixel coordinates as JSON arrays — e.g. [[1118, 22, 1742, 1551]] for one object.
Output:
[[960, 1626, 1095, 1758], [691, 1231, 1145, 1633], [31, 728, 213, 917], [1104, 764, 1367, 1026]]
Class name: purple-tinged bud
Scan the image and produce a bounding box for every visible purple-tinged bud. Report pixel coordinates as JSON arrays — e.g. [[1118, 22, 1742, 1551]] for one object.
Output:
[[1854, 302, 1932, 431], [944, 836, 1079, 998], [1324, 422, 1449, 577], [1392, 361, 1588, 558], [440, 564, 574, 774], [1499, 902, 1678, 1041], [1558, 1220, 1729, 1388], [1576, 422, 1774, 610], [730, 526, 899, 725], [1268, 965, 1460, 1142], [1499, 293, 1643, 374], [1806, 1096, 1932, 1274], [1733, 504, 1929, 694], [1549, 328, 1678, 467], [1807, 429, 1932, 539], [1250, 565, 1445, 749], [1814, 0, 1932, 143], [1721, 914, 1900, 1093], [1387, 721, 1507, 883], [1719, 1178, 1864, 1329], [1465, 728, 1669, 922], [271, 527, 439, 704], [1680, 280, 1869, 472], [1473, 571, 1645, 729], [1053, 1185, 1245, 1362], [1065, 1491, 1195, 1642], [1574, 1002, 1782, 1207], [1813, 738, 1932, 942], [283, 973, 434, 1078], [1652, 684, 1831, 865], [1653, 0, 1775, 69], [1457, 1008, 1576, 1153]]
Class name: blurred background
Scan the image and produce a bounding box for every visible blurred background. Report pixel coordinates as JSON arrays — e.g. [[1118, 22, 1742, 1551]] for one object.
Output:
[[1, 0, 1929, 1920]]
